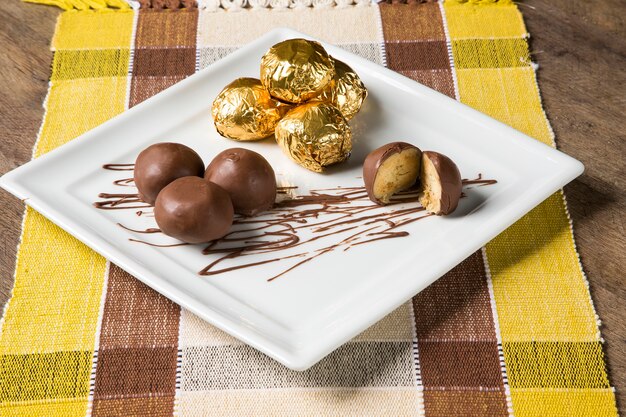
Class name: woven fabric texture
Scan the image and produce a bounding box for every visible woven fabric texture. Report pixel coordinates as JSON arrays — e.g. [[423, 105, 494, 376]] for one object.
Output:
[[0, 1, 618, 416]]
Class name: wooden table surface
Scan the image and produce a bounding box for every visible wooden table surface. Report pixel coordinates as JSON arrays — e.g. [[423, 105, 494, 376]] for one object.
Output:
[[0, 0, 624, 409]]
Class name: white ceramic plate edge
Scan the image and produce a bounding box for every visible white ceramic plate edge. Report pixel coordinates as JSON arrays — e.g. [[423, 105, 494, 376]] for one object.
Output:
[[0, 28, 584, 370]]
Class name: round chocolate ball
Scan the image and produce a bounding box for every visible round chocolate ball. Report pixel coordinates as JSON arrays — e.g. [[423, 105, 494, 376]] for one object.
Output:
[[204, 148, 276, 216], [134, 142, 205, 204], [154, 176, 234, 243]]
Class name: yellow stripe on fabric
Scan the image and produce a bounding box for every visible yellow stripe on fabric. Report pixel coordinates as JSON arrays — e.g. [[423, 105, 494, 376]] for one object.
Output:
[[52, 10, 134, 50], [0, 351, 92, 402], [51, 49, 130, 80], [82, 0, 129, 9], [451, 3, 599, 342], [0, 9, 133, 414], [446, 0, 514, 4], [23, 0, 130, 11], [452, 39, 531, 68], [0, 399, 88, 417], [35, 77, 127, 156], [503, 342, 609, 388], [509, 388, 618, 417], [485, 193, 599, 341], [445, 2, 613, 410], [0, 210, 107, 354], [457, 67, 553, 144], [445, 1, 525, 39]]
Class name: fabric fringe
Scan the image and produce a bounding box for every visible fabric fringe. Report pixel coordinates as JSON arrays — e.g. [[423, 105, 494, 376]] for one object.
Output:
[[197, 0, 373, 11], [377, 0, 513, 4], [196, 0, 514, 12], [444, 0, 513, 4], [22, 0, 514, 11], [22, 0, 131, 10], [133, 0, 197, 8], [22, 0, 376, 10]]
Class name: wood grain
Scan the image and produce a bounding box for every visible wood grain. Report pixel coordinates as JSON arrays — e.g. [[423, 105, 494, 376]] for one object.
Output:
[[523, 1, 625, 409], [0, 2, 58, 306], [0, 0, 623, 409]]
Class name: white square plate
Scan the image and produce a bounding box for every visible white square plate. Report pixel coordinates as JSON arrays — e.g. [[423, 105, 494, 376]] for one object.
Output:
[[1, 28, 583, 370]]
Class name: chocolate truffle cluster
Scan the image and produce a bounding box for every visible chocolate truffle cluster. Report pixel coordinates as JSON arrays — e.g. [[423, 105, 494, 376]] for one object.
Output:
[[134, 143, 276, 243], [212, 38, 367, 173], [363, 142, 463, 215]]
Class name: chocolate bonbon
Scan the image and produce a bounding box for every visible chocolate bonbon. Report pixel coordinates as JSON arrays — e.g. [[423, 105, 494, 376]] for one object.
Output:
[[260, 39, 334, 104], [98, 161, 497, 280], [212, 78, 285, 141], [419, 151, 462, 215], [134, 142, 204, 205], [316, 58, 367, 120], [205, 148, 277, 216], [363, 142, 422, 205], [154, 176, 234, 243], [275, 102, 352, 172]]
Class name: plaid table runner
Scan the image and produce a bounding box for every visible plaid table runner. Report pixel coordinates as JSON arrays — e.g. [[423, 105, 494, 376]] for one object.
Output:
[[1, 0, 619, 416]]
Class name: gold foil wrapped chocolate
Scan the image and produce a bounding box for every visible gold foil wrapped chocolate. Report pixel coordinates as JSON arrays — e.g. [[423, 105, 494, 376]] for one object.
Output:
[[260, 39, 335, 104], [212, 78, 286, 141], [316, 58, 367, 120], [275, 102, 352, 172]]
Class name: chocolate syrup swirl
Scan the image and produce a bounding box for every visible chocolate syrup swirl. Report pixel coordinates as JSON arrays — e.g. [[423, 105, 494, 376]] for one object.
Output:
[[461, 173, 498, 187], [118, 223, 161, 234], [129, 239, 189, 248], [102, 163, 134, 171], [113, 178, 135, 187], [95, 163, 497, 282], [93, 193, 150, 210]]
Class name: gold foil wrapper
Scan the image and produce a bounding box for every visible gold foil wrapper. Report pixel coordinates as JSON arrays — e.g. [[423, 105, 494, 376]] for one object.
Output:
[[211, 78, 286, 141], [275, 102, 352, 173], [260, 39, 335, 104], [317, 58, 367, 120]]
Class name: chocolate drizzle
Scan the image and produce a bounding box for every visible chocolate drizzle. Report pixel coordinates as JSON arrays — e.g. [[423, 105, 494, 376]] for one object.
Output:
[[94, 165, 148, 210], [118, 223, 161, 234], [461, 173, 498, 187], [93, 193, 150, 210], [95, 162, 497, 282], [102, 163, 134, 171], [196, 186, 431, 281], [129, 239, 189, 248], [113, 178, 135, 187]]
